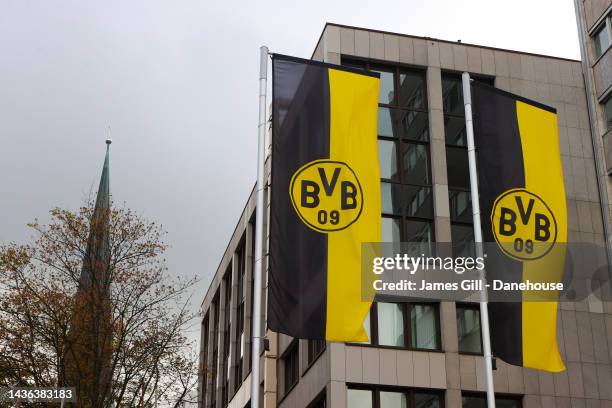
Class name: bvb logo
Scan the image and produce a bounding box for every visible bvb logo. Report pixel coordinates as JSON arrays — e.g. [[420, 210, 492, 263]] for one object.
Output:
[[290, 160, 363, 232], [491, 188, 557, 260]]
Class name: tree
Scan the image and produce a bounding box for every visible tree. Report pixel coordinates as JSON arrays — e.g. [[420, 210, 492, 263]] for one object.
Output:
[[0, 200, 198, 407]]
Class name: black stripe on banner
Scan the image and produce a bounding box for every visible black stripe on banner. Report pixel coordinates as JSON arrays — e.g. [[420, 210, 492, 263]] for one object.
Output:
[[269, 57, 330, 339], [472, 83, 525, 367]]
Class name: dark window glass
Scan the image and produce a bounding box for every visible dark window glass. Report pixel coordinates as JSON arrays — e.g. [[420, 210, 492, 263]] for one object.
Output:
[[404, 185, 433, 219], [399, 71, 426, 109], [309, 393, 327, 408], [405, 220, 433, 244], [372, 67, 396, 104], [594, 23, 611, 59], [379, 140, 399, 180], [604, 97, 612, 131], [462, 395, 521, 408], [283, 343, 299, 395], [307, 339, 326, 365], [400, 110, 429, 141], [451, 223, 475, 258], [444, 115, 467, 146], [442, 77, 465, 116], [414, 392, 442, 408], [402, 143, 430, 185], [449, 190, 472, 223], [457, 305, 482, 354], [446, 147, 470, 190]]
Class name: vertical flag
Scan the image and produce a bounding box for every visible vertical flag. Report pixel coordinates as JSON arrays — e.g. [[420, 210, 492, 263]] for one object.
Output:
[[472, 82, 566, 372], [268, 55, 380, 342]]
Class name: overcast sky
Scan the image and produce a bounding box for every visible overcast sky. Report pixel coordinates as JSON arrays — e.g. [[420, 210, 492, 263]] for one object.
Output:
[[0, 0, 580, 339]]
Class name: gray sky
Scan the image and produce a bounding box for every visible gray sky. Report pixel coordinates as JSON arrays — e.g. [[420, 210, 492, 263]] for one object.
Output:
[[0, 0, 580, 338]]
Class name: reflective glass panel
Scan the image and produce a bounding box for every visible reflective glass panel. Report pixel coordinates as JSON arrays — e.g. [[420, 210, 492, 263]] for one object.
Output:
[[411, 304, 439, 350], [378, 107, 400, 138], [457, 306, 482, 354], [402, 143, 430, 185], [382, 217, 401, 242], [379, 140, 399, 180], [414, 393, 441, 408], [377, 303, 405, 347], [444, 115, 467, 146], [404, 185, 433, 219], [399, 71, 426, 109], [381, 182, 403, 215], [380, 391, 408, 408], [347, 389, 373, 408], [446, 147, 470, 189], [399, 110, 429, 141], [373, 68, 395, 104], [449, 189, 472, 223]]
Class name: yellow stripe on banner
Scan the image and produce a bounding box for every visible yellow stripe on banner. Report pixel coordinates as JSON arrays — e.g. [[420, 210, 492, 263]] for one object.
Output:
[[516, 101, 566, 372], [326, 68, 380, 342]]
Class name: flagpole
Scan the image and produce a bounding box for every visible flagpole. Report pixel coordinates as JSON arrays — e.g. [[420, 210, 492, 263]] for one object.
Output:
[[250, 45, 268, 408], [462, 72, 496, 408]]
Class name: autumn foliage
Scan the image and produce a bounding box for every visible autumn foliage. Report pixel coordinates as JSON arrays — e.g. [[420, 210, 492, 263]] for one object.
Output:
[[0, 201, 197, 407]]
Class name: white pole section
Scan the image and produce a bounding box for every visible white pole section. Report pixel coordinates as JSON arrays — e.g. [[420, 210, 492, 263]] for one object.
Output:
[[462, 72, 496, 408], [250, 45, 268, 408]]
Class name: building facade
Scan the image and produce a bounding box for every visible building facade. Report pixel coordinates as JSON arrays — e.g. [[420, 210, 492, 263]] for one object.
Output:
[[198, 22, 612, 408]]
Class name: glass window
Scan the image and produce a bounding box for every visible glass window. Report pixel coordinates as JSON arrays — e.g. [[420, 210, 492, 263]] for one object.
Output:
[[449, 190, 472, 223], [402, 143, 430, 185], [462, 395, 521, 408], [411, 304, 439, 350], [404, 186, 433, 219], [382, 217, 401, 242], [379, 140, 399, 180], [405, 220, 433, 244], [457, 305, 482, 354], [444, 116, 467, 146], [380, 391, 408, 408], [446, 147, 470, 190], [377, 303, 405, 347], [373, 68, 396, 105], [400, 110, 429, 141], [307, 339, 326, 365], [381, 182, 403, 215], [604, 97, 612, 131], [414, 392, 442, 408], [442, 77, 464, 116], [399, 71, 426, 109], [283, 343, 299, 394], [378, 107, 400, 138], [451, 224, 475, 258], [594, 23, 611, 59], [347, 389, 373, 408]]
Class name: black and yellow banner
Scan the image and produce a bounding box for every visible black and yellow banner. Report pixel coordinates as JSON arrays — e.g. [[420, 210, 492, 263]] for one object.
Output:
[[473, 82, 566, 372], [268, 54, 380, 342]]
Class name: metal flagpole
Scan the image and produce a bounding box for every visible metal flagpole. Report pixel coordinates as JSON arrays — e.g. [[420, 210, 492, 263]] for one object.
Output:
[[250, 45, 268, 408], [462, 72, 496, 408]]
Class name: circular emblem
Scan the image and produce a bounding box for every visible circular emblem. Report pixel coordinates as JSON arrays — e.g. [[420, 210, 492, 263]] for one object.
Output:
[[491, 188, 557, 260], [290, 160, 363, 232]]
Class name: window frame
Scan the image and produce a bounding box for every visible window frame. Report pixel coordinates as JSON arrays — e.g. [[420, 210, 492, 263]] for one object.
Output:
[[347, 384, 445, 408], [352, 302, 442, 352], [306, 339, 326, 369], [456, 303, 484, 356], [592, 16, 612, 61], [461, 391, 523, 408], [343, 57, 436, 244], [280, 340, 300, 397]]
